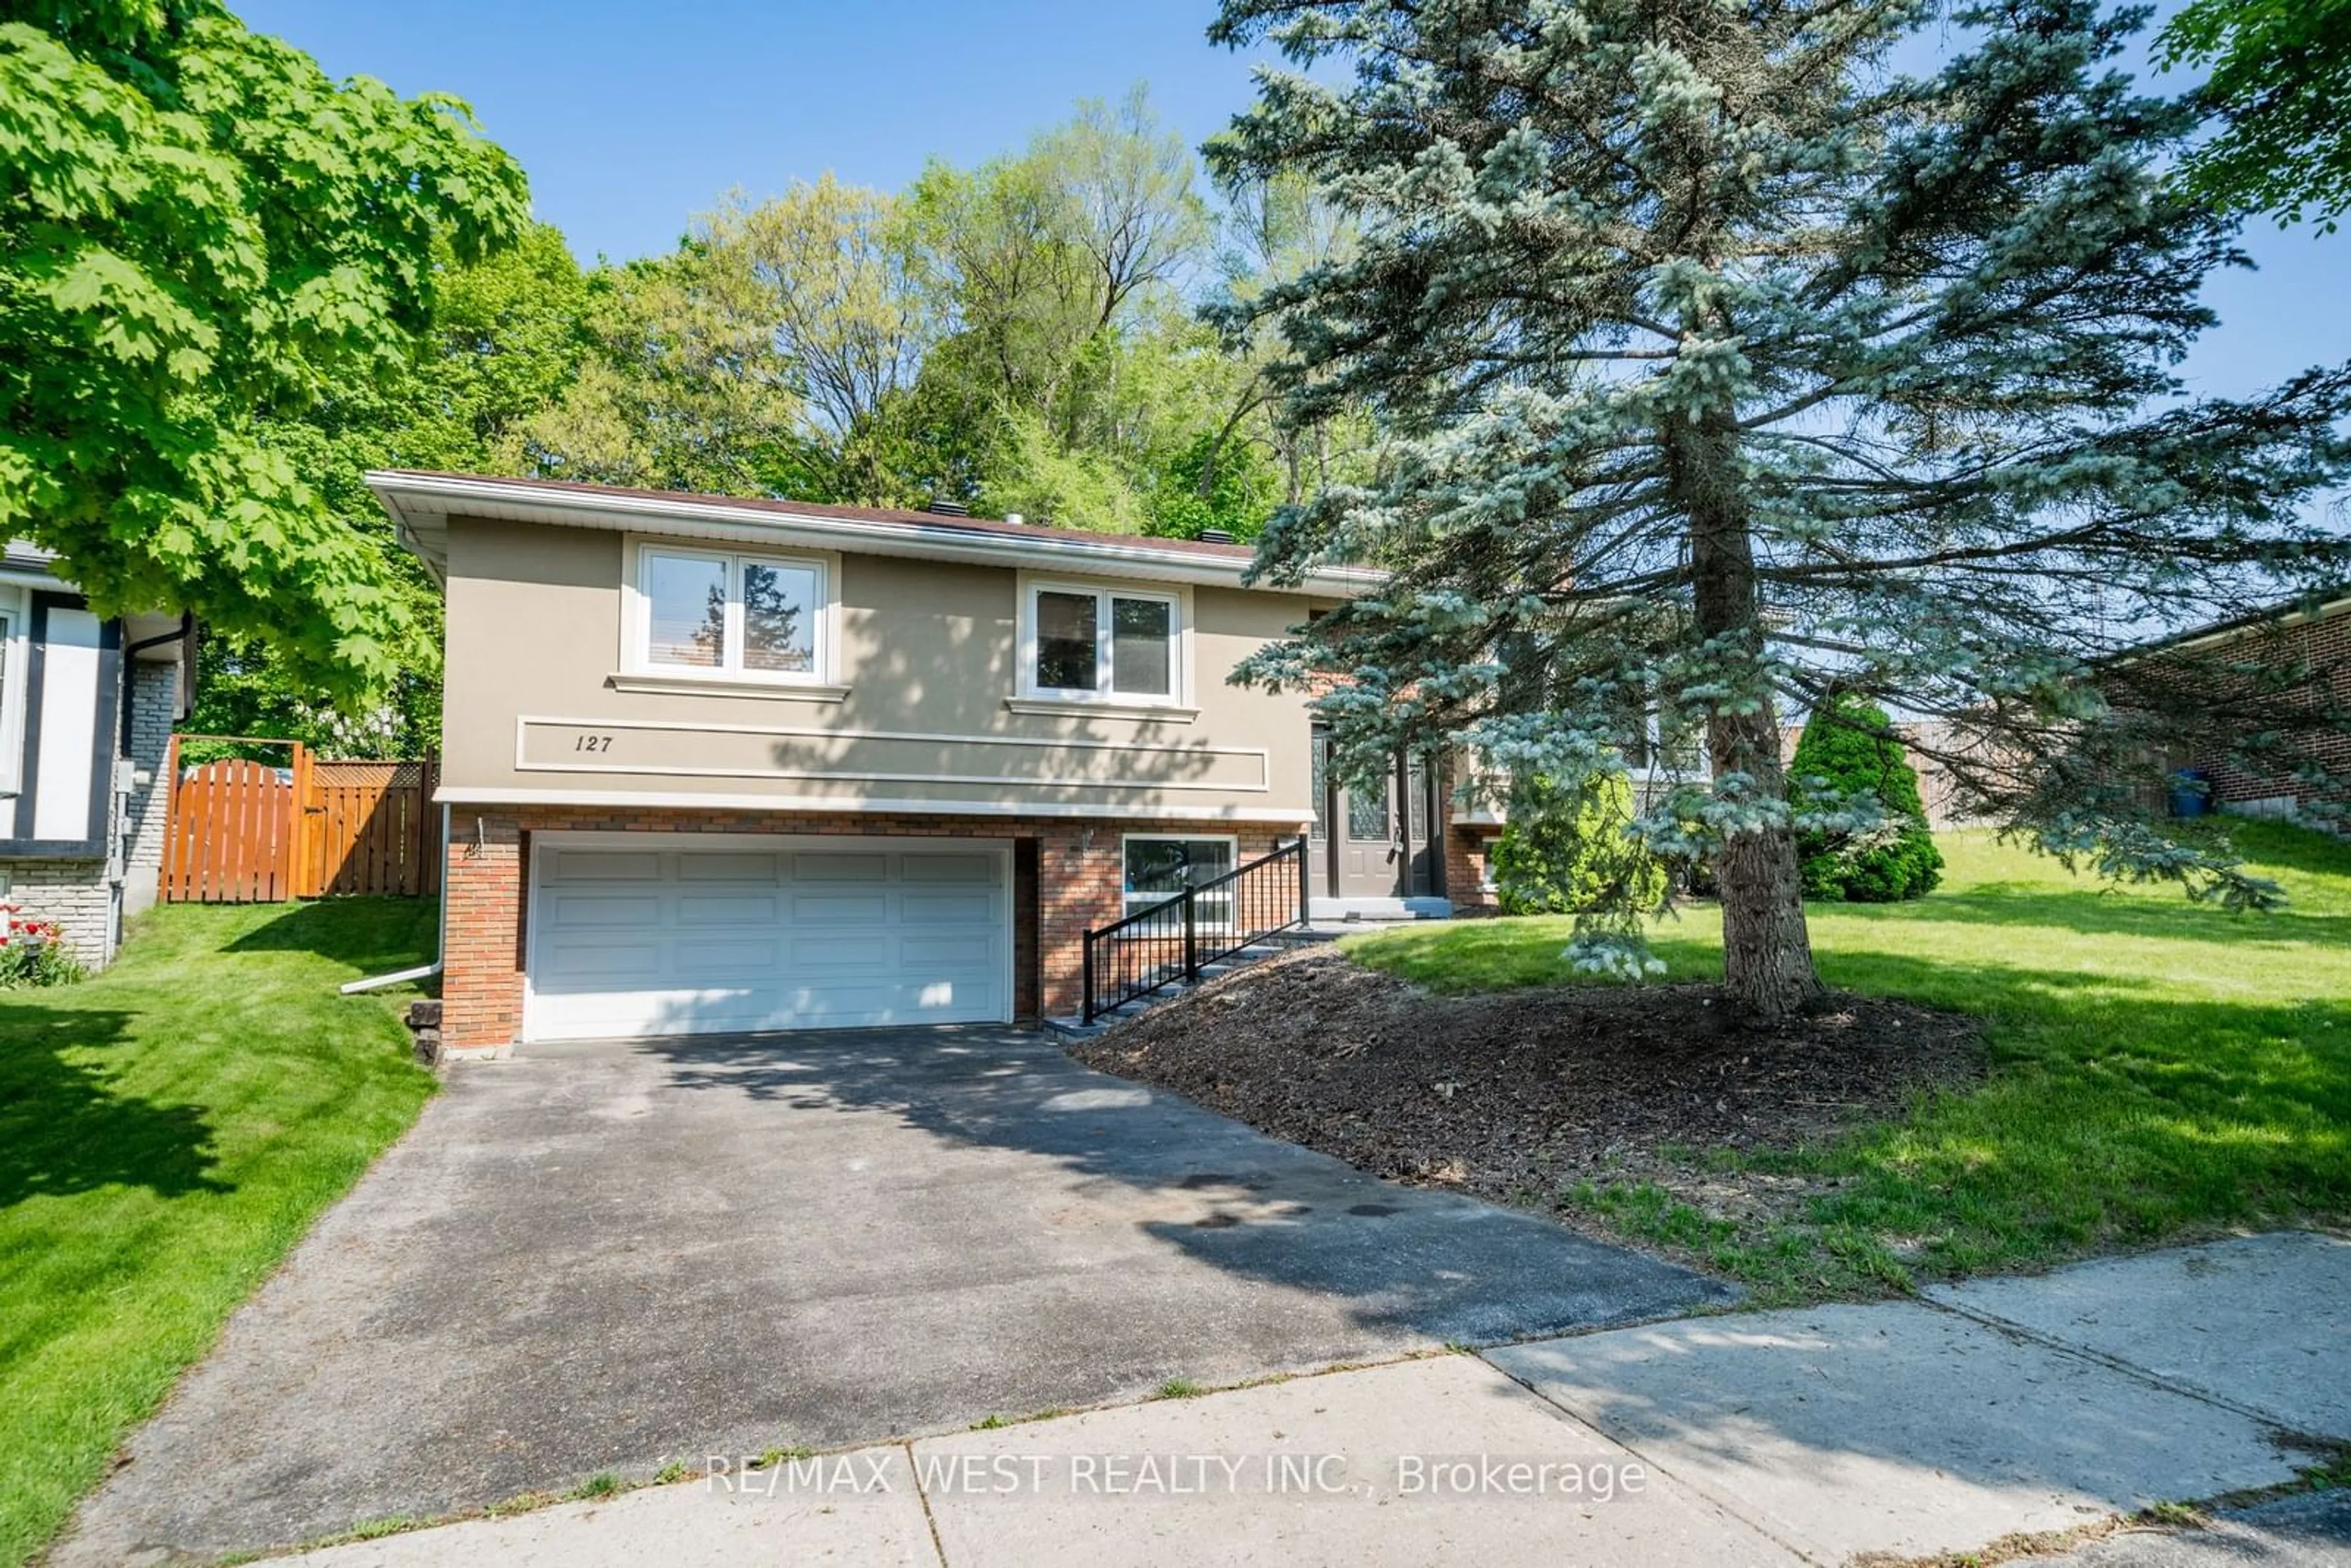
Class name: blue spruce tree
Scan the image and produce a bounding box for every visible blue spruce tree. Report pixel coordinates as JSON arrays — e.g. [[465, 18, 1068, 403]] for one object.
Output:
[[1207, 0, 2351, 1017]]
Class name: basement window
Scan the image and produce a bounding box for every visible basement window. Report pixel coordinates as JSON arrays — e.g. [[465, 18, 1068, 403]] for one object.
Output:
[[1122, 835, 1237, 922]]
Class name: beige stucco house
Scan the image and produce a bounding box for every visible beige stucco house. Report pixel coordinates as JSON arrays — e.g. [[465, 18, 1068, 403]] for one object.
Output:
[[369, 471, 1455, 1053]]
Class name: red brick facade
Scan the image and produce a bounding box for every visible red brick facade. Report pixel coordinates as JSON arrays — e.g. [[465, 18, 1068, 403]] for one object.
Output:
[[441, 806, 1297, 1050], [2186, 606, 2351, 812], [1447, 822, 1499, 910]]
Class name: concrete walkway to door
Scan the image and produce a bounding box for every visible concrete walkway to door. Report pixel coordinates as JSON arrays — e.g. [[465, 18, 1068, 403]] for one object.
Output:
[[56, 1026, 1730, 1565]]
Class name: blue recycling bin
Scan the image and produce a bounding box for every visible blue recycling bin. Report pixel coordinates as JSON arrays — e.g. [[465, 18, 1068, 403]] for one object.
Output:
[[2169, 768, 2211, 819]]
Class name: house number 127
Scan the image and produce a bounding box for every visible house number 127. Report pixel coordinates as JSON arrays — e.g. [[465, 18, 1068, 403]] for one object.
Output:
[[574, 734, 615, 752]]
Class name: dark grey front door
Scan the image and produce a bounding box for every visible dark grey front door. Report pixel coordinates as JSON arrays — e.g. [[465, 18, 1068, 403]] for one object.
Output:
[[1336, 765, 1400, 897], [1404, 756, 1439, 897], [1311, 728, 1429, 899]]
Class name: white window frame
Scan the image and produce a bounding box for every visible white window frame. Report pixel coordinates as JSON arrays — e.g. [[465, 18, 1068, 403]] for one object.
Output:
[[624, 541, 838, 687], [1018, 577, 1190, 707], [1119, 831, 1239, 922], [0, 586, 29, 798]]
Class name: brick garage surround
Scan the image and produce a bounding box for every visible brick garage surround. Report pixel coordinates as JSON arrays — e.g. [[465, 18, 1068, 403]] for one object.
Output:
[[441, 808, 1302, 1050]]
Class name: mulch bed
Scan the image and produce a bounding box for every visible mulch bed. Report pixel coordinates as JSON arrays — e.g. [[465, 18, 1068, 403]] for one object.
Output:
[[1068, 947, 1985, 1223]]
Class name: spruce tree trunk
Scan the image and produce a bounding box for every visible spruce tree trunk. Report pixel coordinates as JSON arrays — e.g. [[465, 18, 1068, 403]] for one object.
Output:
[[1674, 409, 1826, 1020]]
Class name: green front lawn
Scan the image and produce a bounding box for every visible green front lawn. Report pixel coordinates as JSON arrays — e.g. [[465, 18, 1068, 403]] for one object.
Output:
[[0, 899, 437, 1567], [1345, 822, 2351, 1299]]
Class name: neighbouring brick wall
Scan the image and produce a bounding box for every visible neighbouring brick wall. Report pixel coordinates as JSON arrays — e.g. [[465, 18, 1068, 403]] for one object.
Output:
[[0, 855, 112, 967], [2186, 610, 2351, 812], [440, 808, 1300, 1050], [121, 662, 176, 919]]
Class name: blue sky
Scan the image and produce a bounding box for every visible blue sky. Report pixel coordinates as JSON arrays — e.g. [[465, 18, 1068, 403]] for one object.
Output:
[[236, 0, 2346, 402]]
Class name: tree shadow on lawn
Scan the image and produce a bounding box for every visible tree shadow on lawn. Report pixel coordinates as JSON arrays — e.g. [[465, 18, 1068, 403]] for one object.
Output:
[[2171, 815, 2351, 877], [219, 898, 436, 978], [0, 1005, 227, 1207]]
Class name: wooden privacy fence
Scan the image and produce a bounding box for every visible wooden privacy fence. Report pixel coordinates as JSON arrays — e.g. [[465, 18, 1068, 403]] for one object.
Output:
[[302, 758, 441, 897], [160, 737, 441, 903], [159, 747, 300, 902]]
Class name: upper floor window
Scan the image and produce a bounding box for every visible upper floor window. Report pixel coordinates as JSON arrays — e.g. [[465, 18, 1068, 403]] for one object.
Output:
[[635, 546, 828, 682], [1024, 582, 1182, 703], [1619, 710, 1708, 777]]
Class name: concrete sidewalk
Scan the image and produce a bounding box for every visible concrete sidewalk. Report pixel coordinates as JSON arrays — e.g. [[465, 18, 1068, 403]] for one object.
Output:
[[264, 1232, 2349, 1568]]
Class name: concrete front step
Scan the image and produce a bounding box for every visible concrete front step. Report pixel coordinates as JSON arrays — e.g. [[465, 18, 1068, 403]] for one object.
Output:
[[1309, 894, 1455, 923]]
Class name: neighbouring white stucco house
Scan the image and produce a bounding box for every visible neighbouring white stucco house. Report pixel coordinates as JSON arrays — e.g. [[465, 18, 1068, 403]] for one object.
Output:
[[0, 543, 191, 968]]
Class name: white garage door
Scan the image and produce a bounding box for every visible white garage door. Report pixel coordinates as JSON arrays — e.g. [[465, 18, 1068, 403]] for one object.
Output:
[[526, 837, 1011, 1042]]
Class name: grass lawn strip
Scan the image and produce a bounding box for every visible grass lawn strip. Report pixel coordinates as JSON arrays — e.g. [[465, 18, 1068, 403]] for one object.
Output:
[[0, 899, 436, 1567]]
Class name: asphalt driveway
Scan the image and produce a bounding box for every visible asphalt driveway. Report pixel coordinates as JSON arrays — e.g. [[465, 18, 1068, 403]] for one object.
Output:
[[59, 1026, 1731, 1564]]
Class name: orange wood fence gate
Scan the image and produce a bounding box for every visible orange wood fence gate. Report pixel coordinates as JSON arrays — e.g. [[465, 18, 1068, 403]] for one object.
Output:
[[159, 737, 442, 903]]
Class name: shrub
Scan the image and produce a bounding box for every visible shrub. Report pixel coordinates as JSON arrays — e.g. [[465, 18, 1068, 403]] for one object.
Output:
[[1788, 696, 1944, 902], [1491, 770, 1669, 915]]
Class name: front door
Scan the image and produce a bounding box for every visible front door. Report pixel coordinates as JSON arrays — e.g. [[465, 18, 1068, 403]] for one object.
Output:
[[1310, 729, 1441, 900]]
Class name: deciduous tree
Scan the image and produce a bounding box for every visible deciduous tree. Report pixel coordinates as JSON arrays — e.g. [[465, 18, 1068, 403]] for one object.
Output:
[[198, 223, 594, 754], [0, 0, 527, 700], [523, 239, 817, 500], [2158, 0, 2351, 230], [699, 178, 938, 505]]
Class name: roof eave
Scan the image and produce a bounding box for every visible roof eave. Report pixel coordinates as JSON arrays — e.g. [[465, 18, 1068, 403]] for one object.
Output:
[[365, 471, 1381, 596], [2108, 588, 2351, 667]]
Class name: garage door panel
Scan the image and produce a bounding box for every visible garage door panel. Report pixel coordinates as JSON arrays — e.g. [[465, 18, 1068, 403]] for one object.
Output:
[[898, 932, 998, 967], [902, 853, 999, 883], [547, 849, 660, 881], [676, 850, 780, 881], [792, 888, 890, 921], [791, 851, 888, 882], [538, 937, 669, 984], [677, 893, 780, 925], [529, 839, 1008, 1042], [673, 937, 785, 975], [784, 981, 899, 1018], [906, 978, 1001, 1015], [792, 934, 897, 969], [545, 891, 662, 927], [608, 987, 781, 1036], [898, 888, 997, 923]]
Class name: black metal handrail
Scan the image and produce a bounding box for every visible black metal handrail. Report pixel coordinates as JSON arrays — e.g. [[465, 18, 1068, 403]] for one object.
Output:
[[1080, 837, 1312, 1022]]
